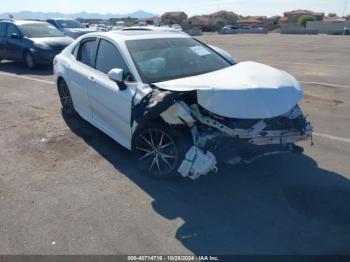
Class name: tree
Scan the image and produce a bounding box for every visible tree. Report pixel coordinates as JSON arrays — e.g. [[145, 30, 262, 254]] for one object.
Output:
[[328, 13, 337, 17], [215, 18, 226, 31], [298, 15, 316, 27], [238, 15, 250, 20]]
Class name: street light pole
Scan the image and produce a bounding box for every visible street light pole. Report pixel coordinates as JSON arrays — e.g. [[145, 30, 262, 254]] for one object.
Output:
[[343, 0, 348, 17]]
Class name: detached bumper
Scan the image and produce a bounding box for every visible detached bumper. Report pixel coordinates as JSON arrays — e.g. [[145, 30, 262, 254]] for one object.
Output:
[[247, 123, 313, 146]]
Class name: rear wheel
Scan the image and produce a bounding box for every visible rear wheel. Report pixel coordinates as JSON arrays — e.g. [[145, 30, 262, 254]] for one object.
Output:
[[24, 51, 36, 69], [57, 79, 76, 115], [132, 122, 191, 179]]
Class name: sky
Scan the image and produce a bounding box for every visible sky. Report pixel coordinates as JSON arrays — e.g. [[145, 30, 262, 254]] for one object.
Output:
[[1, 0, 349, 17]]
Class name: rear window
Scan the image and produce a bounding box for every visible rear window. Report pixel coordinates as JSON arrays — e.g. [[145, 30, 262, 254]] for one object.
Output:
[[18, 23, 64, 38], [57, 20, 84, 29]]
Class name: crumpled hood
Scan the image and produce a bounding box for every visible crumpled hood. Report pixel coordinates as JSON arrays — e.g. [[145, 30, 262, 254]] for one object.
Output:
[[156, 61, 304, 119]]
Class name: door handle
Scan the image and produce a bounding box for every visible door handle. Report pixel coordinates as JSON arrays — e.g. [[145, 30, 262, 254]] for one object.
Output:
[[88, 76, 96, 82]]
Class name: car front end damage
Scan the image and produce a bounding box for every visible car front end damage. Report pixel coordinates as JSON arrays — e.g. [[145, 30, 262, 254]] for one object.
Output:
[[132, 88, 313, 180], [161, 100, 312, 179]]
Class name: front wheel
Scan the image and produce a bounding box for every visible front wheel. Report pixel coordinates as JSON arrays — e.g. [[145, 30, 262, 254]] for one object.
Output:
[[132, 122, 191, 179], [57, 79, 76, 116], [24, 52, 36, 69]]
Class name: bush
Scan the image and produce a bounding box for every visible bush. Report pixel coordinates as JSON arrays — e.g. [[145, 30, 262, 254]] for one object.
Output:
[[215, 18, 226, 31], [298, 15, 316, 27]]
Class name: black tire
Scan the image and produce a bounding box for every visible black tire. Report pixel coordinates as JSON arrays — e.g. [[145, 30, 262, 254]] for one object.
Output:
[[24, 51, 36, 69], [57, 79, 76, 116], [132, 122, 191, 179]]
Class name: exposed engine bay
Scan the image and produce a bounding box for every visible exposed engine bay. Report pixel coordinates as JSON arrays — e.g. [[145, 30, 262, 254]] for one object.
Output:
[[132, 89, 313, 180]]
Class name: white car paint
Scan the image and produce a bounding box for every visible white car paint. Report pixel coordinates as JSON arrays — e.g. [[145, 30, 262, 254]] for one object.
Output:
[[54, 31, 306, 151], [156, 61, 304, 119]]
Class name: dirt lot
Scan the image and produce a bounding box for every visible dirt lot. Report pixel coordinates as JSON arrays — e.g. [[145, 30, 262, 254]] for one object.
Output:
[[0, 33, 350, 255]]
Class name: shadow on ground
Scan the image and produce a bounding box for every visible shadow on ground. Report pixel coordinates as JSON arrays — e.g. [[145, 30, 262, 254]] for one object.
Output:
[[0, 61, 52, 76], [63, 113, 350, 255]]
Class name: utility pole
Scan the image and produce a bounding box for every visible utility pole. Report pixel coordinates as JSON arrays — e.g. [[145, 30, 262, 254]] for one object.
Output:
[[343, 0, 348, 17]]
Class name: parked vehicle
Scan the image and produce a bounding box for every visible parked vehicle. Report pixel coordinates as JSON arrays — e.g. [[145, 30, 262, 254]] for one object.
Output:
[[222, 25, 239, 30], [54, 31, 313, 179], [171, 24, 183, 31], [122, 26, 235, 64], [90, 24, 108, 32], [111, 25, 124, 31], [47, 19, 96, 39], [122, 25, 180, 32], [0, 20, 73, 69]]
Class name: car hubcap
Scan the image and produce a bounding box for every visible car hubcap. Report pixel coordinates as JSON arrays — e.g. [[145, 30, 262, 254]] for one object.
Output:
[[135, 129, 178, 176], [26, 54, 34, 68]]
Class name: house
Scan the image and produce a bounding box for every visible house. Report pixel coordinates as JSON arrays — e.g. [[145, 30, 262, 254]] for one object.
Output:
[[207, 10, 238, 25], [281, 10, 324, 24], [183, 10, 238, 31], [182, 15, 210, 30], [267, 15, 281, 25], [238, 16, 267, 28], [138, 16, 161, 25], [161, 12, 188, 25]]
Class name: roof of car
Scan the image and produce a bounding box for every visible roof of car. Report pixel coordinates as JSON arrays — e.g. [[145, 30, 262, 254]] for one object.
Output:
[[86, 30, 190, 41], [2, 20, 48, 25], [49, 18, 77, 21]]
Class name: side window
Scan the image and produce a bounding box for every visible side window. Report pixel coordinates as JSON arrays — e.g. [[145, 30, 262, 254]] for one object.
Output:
[[72, 43, 79, 58], [95, 39, 130, 76], [77, 39, 96, 67], [47, 20, 58, 29], [6, 24, 20, 37], [0, 23, 6, 37]]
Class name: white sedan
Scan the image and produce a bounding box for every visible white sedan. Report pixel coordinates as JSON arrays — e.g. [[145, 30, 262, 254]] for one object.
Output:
[[54, 30, 313, 179]]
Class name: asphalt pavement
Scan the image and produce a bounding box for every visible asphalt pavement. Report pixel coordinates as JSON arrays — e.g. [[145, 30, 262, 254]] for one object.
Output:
[[0, 33, 349, 255]]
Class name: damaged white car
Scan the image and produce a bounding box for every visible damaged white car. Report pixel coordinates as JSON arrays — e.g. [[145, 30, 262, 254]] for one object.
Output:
[[54, 31, 313, 179]]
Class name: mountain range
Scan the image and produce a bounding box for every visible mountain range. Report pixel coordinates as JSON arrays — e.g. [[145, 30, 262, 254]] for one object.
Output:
[[0, 10, 158, 20]]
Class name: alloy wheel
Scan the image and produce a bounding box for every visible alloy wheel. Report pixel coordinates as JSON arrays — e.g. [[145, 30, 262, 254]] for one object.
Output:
[[135, 128, 178, 177], [25, 53, 35, 69], [58, 81, 73, 114]]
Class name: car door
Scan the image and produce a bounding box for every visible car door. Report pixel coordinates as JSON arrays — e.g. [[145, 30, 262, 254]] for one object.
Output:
[[66, 38, 97, 120], [5, 24, 23, 61], [88, 38, 136, 149], [0, 23, 7, 58]]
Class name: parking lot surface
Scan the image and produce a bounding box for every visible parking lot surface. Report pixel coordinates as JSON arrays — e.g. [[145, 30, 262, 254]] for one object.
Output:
[[0, 34, 350, 255]]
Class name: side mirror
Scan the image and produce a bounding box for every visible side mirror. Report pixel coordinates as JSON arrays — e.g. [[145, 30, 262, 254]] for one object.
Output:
[[108, 68, 127, 90], [10, 33, 21, 39]]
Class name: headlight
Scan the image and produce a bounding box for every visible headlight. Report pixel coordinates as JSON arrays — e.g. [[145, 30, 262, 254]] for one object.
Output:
[[34, 42, 52, 50]]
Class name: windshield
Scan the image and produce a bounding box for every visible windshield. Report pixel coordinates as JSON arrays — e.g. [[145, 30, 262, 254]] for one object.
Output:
[[19, 23, 65, 38], [57, 20, 84, 29], [126, 38, 231, 83]]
